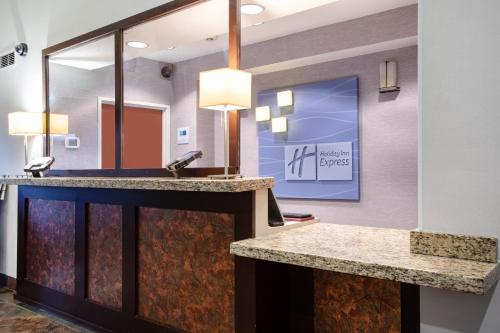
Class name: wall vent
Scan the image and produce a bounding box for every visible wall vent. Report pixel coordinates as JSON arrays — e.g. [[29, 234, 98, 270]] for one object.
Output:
[[0, 52, 16, 71]]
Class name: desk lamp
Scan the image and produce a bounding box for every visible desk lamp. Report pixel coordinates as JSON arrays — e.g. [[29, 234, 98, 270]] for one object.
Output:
[[8, 112, 43, 165], [199, 67, 252, 179]]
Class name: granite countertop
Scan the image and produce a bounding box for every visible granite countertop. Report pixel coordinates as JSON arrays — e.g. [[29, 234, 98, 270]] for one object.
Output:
[[230, 223, 500, 294], [2, 176, 274, 193]]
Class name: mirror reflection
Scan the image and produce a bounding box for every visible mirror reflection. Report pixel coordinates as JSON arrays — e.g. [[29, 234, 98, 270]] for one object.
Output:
[[121, 0, 229, 169], [49, 34, 115, 170], [49, 0, 230, 170]]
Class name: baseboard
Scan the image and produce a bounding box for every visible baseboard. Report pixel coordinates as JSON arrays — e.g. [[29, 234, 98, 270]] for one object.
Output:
[[0, 273, 17, 290]]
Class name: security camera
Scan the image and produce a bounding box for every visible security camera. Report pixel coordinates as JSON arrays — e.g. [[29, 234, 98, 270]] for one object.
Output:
[[161, 63, 174, 79], [15, 43, 28, 56]]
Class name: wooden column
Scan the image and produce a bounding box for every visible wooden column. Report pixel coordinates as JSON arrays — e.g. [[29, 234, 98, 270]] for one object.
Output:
[[228, 0, 241, 171]]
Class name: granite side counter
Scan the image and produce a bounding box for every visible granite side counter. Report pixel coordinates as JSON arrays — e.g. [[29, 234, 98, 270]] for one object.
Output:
[[231, 223, 500, 294], [230, 223, 500, 332]]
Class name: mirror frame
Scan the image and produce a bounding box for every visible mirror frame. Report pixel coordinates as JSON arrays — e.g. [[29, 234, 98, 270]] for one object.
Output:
[[43, 0, 242, 177]]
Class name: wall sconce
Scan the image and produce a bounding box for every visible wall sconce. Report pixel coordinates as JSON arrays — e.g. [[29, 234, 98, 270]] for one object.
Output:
[[272, 117, 288, 133], [255, 106, 271, 122], [277, 90, 293, 107], [379, 60, 400, 93]]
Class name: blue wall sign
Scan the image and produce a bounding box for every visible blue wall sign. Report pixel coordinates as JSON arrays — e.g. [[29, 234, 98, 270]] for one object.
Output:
[[258, 76, 360, 200]]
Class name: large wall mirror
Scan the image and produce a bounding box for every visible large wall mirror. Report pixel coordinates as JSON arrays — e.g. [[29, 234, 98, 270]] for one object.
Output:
[[122, 0, 229, 169], [44, 0, 239, 175], [49, 34, 115, 170]]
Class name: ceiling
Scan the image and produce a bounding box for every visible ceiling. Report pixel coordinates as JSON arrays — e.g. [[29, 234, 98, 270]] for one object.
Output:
[[50, 0, 417, 70]]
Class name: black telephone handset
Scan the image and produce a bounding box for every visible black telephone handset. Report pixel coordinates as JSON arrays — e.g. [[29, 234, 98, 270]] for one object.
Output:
[[166, 151, 203, 178], [24, 157, 55, 178]]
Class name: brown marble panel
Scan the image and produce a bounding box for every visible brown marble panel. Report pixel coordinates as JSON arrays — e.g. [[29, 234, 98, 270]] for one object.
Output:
[[87, 204, 122, 309], [314, 270, 401, 333], [26, 199, 75, 296], [137, 208, 235, 333]]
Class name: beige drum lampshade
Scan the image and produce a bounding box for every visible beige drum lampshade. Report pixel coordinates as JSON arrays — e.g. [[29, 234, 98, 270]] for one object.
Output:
[[8, 112, 44, 136], [199, 68, 252, 111], [46, 113, 69, 136]]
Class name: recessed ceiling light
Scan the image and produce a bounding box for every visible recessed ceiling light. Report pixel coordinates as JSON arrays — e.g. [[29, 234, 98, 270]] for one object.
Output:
[[167, 46, 176, 50], [241, 4, 265, 15], [127, 41, 148, 49], [253, 21, 264, 26]]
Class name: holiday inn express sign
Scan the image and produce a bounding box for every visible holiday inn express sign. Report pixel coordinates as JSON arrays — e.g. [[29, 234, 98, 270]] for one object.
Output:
[[285, 142, 353, 181]]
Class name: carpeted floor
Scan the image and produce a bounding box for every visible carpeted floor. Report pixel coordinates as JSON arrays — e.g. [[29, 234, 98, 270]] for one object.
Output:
[[0, 288, 95, 333]]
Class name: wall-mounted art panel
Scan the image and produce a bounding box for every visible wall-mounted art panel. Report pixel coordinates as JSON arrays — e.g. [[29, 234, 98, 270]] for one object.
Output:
[[258, 76, 360, 200], [26, 199, 75, 295], [87, 203, 123, 310], [137, 208, 235, 333]]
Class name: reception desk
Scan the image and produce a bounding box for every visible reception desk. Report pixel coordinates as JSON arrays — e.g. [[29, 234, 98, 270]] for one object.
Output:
[[4, 176, 500, 333], [6, 177, 273, 333]]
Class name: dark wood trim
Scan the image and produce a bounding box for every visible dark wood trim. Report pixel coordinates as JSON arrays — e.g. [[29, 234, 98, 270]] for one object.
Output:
[[43, 55, 50, 156], [0, 274, 17, 290], [254, 261, 314, 333], [122, 205, 137, 322], [401, 283, 420, 333], [46, 166, 239, 178], [234, 192, 256, 332], [42, 0, 205, 56], [42, 0, 242, 176], [228, 0, 241, 70], [16, 189, 27, 282], [75, 202, 86, 300], [229, 111, 240, 172], [114, 29, 124, 169], [228, 0, 242, 171]]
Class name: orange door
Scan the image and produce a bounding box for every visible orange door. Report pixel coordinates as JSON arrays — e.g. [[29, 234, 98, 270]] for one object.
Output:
[[101, 104, 163, 169]]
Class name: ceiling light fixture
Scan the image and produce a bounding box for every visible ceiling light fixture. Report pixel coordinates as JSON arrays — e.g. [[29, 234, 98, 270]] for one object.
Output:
[[241, 4, 265, 15], [253, 22, 264, 26], [167, 46, 176, 50], [127, 41, 148, 49]]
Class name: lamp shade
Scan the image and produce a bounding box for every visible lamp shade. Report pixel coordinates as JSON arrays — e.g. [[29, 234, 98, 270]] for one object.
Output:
[[8, 112, 44, 136], [199, 68, 252, 111], [46, 113, 69, 136]]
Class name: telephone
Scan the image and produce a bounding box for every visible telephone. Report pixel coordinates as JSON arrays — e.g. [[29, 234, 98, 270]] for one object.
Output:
[[24, 157, 55, 178], [166, 151, 203, 178]]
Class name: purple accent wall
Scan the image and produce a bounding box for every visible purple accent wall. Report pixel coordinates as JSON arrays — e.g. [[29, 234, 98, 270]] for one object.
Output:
[[240, 5, 418, 229], [242, 46, 418, 229]]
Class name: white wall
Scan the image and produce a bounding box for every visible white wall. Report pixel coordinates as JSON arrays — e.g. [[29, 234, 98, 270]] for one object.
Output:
[[0, 0, 50, 278], [0, 0, 174, 277], [420, 0, 500, 332]]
